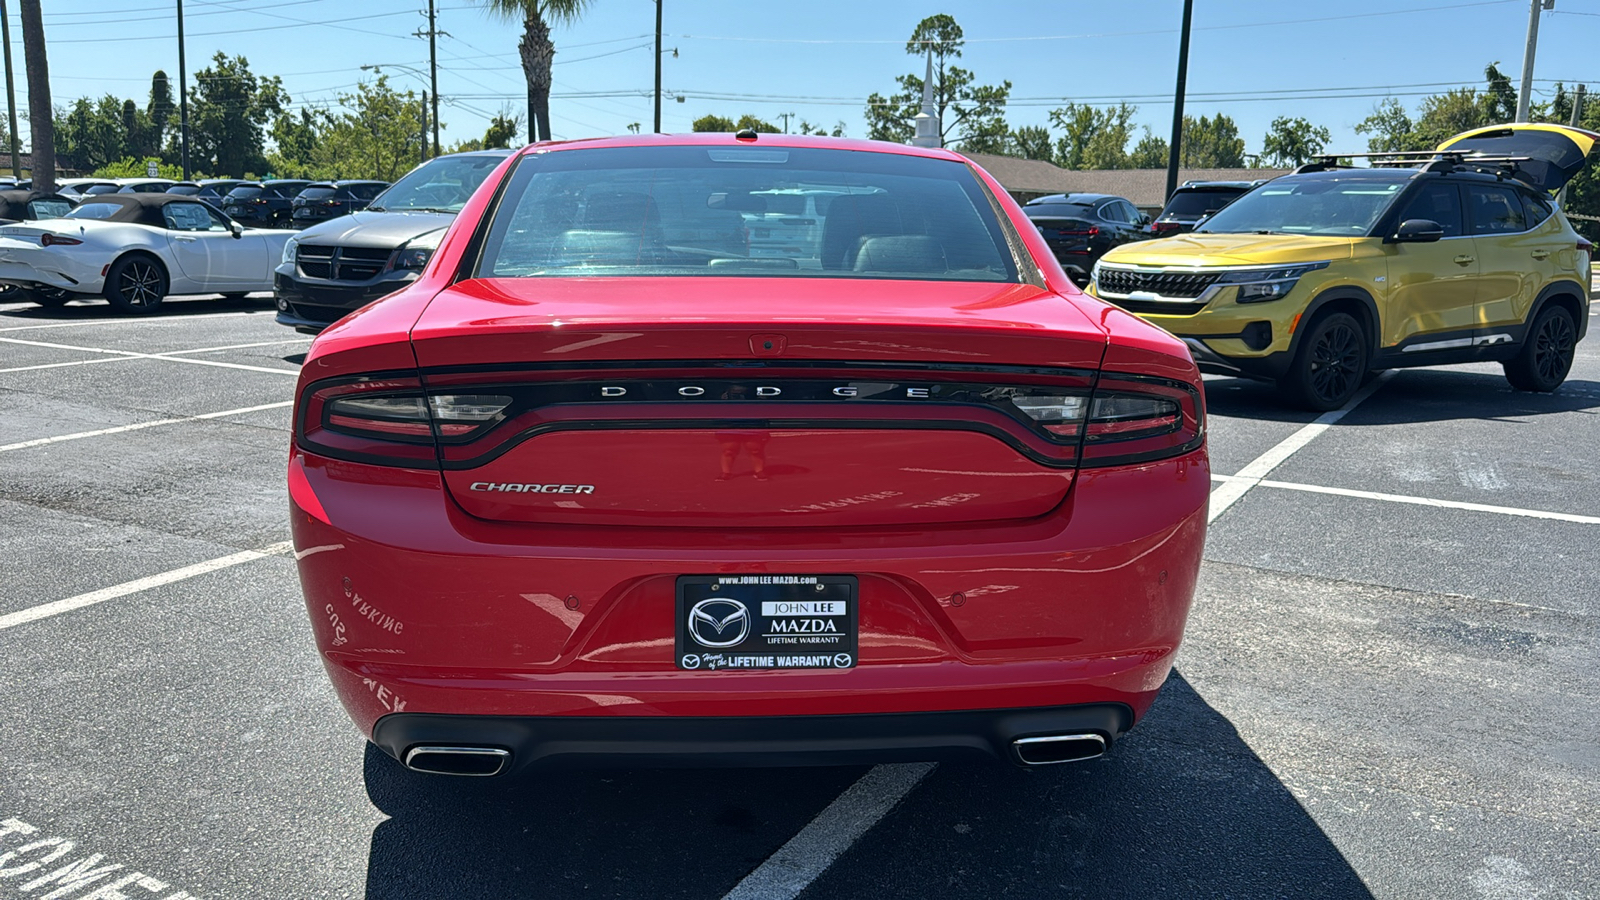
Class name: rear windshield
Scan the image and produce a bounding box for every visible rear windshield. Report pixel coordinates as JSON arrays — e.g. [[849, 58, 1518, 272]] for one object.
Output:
[[1162, 189, 1245, 219], [1196, 176, 1405, 237], [65, 202, 123, 220], [1026, 201, 1097, 218], [349, 183, 386, 199], [298, 187, 337, 200], [476, 146, 1018, 282], [29, 200, 73, 219], [226, 186, 264, 199]]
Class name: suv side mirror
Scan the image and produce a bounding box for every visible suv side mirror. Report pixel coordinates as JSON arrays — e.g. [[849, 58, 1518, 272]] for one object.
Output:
[[229, 221, 244, 239], [1391, 218, 1444, 243]]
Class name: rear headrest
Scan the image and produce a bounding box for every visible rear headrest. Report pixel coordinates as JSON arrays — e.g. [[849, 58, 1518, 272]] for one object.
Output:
[[583, 191, 660, 231], [821, 194, 903, 270], [853, 235, 946, 274]]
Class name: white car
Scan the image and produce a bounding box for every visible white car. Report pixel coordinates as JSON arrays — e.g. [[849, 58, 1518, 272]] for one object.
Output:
[[0, 193, 295, 313]]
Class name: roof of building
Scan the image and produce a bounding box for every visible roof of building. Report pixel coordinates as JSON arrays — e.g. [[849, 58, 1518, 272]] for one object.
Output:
[[958, 152, 1291, 206]]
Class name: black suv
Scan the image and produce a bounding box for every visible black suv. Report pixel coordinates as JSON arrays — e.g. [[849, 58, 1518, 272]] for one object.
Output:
[[169, 179, 252, 206], [275, 150, 512, 333], [290, 180, 389, 227], [1021, 193, 1150, 283], [222, 180, 312, 228], [1147, 180, 1266, 237]]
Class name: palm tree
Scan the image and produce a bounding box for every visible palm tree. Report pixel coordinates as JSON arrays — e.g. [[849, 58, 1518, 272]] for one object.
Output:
[[481, 0, 594, 143], [18, 0, 51, 192]]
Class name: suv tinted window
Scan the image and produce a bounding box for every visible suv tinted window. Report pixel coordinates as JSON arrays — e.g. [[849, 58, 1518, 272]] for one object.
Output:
[[227, 187, 264, 200], [1162, 189, 1243, 219], [1466, 184, 1527, 234], [1394, 182, 1464, 237], [299, 187, 337, 200], [1522, 193, 1554, 228]]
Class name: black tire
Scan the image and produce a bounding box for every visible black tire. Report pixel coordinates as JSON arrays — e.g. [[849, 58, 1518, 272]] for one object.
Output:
[[1279, 311, 1369, 411], [103, 254, 168, 313], [15, 287, 72, 307], [1503, 305, 1577, 392]]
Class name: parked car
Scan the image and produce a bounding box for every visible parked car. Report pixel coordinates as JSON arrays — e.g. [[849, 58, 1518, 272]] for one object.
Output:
[[57, 179, 120, 199], [287, 134, 1208, 776], [0, 189, 75, 224], [0, 193, 295, 312], [116, 178, 176, 194], [1146, 180, 1266, 236], [289, 180, 389, 227], [1021, 192, 1149, 283], [1090, 123, 1595, 409], [275, 152, 509, 332], [222, 179, 312, 228]]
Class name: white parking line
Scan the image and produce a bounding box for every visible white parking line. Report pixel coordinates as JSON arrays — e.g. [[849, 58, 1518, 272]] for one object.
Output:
[[0, 310, 274, 332], [1211, 474, 1600, 525], [1208, 371, 1396, 524], [0, 400, 293, 453], [0, 338, 308, 374], [722, 762, 936, 900], [0, 542, 293, 632], [0, 336, 300, 376]]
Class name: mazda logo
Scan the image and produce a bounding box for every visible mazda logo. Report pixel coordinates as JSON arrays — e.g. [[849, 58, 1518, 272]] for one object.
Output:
[[687, 598, 751, 648]]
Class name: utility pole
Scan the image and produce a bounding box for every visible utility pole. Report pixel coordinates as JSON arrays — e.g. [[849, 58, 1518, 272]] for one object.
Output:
[[177, 0, 190, 178], [654, 0, 663, 133], [0, 4, 20, 178], [421, 90, 429, 165], [1164, 0, 1193, 204], [1517, 0, 1554, 122], [427, 0, 439, 156], [1559, 83, 1584, 205], [779, 112, 793, 134]]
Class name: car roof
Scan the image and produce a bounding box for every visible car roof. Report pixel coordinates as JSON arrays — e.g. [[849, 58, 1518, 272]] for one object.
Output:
[[70, 192, 210, 227], [507, 133, 959, 163]]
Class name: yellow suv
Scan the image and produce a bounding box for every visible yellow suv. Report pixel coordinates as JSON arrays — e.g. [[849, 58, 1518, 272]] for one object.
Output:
[[1089, 124, 1594, 409]]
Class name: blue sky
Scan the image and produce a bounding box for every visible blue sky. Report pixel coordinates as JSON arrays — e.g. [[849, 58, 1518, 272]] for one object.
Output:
[[18, 0, 1600, 160]]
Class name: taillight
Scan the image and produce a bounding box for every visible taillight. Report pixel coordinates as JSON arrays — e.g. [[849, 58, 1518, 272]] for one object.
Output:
[[297, 376, 512, 466], [1077, 373, 1204, 467], [40, 234, 82, 247]]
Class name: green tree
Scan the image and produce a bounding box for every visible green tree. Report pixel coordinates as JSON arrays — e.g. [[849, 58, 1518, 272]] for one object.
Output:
[[1049, 103, 1138, 169], [315, 76, 426, 181], [55, 95, 126, 172], [148, 70, 174, 156], [481, 108, 523, 148], [1180, 113, 1246, 167], [1129, 129, 1169, 168], [1009, 125, 1054, 161], [480, 0, 594, 143], [1260, 116, 1332, 166], [797, 119, 846, 137], [691, 113, 779, 133], [92, 157, 185, 179], [864, 15, 1010, 148], [267, 108, 320, 176], [1354, 97, 1415, 152], [188, 53, 286, 176]]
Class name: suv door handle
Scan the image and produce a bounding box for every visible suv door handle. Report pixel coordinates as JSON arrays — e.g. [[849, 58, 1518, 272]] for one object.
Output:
[[1453, 254, 1475, 265], [1531, 250, 1551, 260]]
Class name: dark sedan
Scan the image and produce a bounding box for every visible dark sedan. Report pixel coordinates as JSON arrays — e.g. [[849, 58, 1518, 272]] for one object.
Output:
[[222, 179, 312, 228], [289, 180, 389, 227], [1022, 193, 1149, 283]]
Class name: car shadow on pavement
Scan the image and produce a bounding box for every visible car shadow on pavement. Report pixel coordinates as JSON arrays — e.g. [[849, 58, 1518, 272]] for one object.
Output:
[[0, 294, 272, 323], [359, 672, 1374, 900], [791, 670, 1377, 899], [361, 743, 872, 900], [1206, 370, 1600, 425]]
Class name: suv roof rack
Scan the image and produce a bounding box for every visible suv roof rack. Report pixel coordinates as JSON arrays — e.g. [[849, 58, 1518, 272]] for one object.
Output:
[[1292, 150, 1537, 184]]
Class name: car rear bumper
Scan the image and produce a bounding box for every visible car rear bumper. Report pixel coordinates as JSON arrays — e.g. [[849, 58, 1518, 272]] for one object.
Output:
[[0, 255, 104, 294], [290, 445, 1209, 744], [371, 703, 1135, 773]]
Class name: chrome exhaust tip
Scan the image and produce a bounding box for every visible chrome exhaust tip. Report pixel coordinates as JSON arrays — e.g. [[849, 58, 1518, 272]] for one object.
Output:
[[402, 745, 512, 777], [1012, 733, 1107, 766]]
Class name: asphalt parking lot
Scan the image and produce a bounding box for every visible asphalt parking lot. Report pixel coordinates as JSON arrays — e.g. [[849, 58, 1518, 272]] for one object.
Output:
[[0, 294, 1596, 900]]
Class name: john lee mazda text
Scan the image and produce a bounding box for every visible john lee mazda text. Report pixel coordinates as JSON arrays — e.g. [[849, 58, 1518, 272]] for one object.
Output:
[[288, 133, 1210, 776]]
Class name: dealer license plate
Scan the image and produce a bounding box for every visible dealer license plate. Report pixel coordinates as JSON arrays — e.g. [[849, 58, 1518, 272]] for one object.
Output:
[[675, 574, 857, 671]]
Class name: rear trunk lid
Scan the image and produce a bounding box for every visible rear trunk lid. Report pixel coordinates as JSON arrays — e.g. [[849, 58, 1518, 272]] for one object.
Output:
[[1436, 123, 1600, 194], [409, 276, 1110, 528]]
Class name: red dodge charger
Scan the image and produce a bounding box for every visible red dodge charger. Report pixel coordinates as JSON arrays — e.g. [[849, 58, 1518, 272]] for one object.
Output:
[[288, 134, 1208, 776]]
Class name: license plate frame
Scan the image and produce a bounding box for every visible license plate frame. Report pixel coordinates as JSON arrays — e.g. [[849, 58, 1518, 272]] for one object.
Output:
[[674, 574, 857, 671]]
